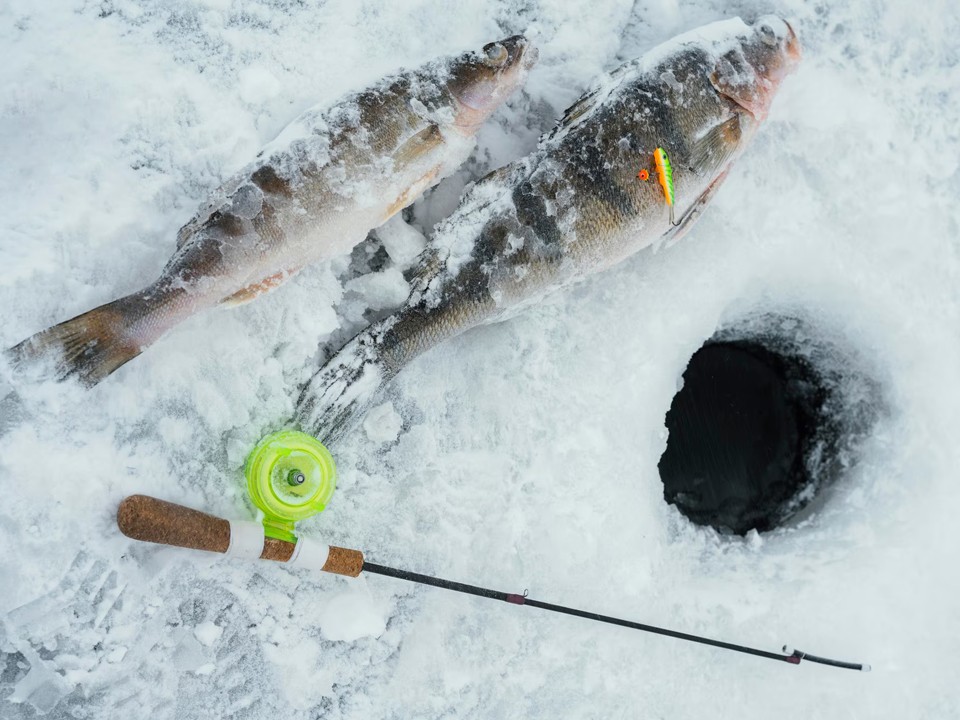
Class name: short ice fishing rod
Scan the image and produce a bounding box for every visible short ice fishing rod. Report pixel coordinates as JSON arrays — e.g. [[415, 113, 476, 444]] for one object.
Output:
[[116, 431, 868, 672]]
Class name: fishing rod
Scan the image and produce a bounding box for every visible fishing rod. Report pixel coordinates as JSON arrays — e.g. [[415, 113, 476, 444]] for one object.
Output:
[[117, 476, 868, 672]]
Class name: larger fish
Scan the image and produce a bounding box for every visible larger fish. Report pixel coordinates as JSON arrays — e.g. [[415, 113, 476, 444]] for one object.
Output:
[[297, 17, 801, 444], [8, 36, 537, 386]]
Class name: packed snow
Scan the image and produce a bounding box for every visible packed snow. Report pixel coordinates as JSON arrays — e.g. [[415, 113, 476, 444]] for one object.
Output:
[[1, 0, 958, 718]]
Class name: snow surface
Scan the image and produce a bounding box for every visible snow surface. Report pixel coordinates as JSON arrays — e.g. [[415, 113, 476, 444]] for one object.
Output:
[[1, 0, 959, 718]]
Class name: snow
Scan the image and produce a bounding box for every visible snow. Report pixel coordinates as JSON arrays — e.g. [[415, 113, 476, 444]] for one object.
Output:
[[363, 402, 404, 445], [1, 0, 959, 718], [316, 583, 388, 643], [193, 620, 223, 647]]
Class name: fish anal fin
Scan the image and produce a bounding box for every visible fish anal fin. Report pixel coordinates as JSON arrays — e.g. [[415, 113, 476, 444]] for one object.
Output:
[[220, 268, 300, 307]]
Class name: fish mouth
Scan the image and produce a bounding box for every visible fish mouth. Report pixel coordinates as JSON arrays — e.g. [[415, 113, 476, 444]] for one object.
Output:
[[490, 34, 538, 74], [516, 37, 539, 71], [783, 21, 802, 66]]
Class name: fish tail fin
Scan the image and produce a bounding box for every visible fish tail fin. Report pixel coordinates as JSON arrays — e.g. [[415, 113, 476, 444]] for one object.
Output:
[[296, 254, 486, 445], [6, 290, 167, 387], [295, 321, 400, 445]]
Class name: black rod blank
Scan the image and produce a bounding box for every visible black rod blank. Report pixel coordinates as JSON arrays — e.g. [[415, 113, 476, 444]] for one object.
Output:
[[361, 561, 869, 672]]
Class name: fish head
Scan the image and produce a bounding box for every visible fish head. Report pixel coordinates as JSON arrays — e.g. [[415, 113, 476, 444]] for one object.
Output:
[[603, 17, 801, 229], [710, 16, 802, 123], [654, 17, 801, 189], [444, 35, 539, 134]]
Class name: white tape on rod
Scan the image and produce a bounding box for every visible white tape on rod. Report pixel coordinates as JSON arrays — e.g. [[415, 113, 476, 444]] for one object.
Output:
[[226, 521, 265, 559], [288, 536, 330, 572]]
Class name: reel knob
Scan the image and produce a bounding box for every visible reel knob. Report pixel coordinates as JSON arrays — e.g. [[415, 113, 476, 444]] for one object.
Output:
[[244, 430, 337, 542]]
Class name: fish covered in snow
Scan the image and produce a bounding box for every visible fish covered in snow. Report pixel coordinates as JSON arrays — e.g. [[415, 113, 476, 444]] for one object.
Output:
[[8, 36, 538, 386], [297, 16, 801, 443]]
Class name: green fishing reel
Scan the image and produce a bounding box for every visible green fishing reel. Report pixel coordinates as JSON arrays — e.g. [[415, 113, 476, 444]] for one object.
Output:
[[244, 430, 337, 542]]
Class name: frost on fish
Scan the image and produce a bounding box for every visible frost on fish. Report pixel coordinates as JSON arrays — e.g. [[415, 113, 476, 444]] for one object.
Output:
[[297, 328, 389, 444], [7, 36, 538, 387], [296, 16, 801, 443]]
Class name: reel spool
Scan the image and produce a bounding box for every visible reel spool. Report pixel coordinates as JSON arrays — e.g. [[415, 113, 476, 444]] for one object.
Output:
[[244, 430, 337, 542]]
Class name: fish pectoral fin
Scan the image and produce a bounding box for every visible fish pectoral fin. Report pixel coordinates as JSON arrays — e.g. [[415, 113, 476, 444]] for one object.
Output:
[[380, 125, 447, 224], [393, 124, 445, 171], [383, 164, 442, 222], [664, 168, 731, 244], [689, 115, 742, 172], [403, 247, 446, 289], [220, 268, 300, 307]]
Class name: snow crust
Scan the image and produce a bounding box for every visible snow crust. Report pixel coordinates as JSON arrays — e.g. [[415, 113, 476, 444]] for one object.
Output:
[[2, 0, 959, 718]]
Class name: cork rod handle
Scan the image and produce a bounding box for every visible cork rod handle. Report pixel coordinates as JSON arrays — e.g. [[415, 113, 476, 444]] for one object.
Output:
[[118, 494, 234, 553], [116, 494, 364, 577]]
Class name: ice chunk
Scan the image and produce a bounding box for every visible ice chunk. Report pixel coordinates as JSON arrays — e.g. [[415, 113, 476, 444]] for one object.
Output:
[[344, 267, 410, 311], [376, 214, 427, 267], [363, 401, 403, 444]]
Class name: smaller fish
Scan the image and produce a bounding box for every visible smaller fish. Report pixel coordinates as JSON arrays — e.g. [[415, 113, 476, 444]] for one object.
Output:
[[8, 36, 537, 387]]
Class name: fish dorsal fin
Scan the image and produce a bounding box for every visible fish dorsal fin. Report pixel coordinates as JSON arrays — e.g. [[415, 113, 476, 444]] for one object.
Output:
[[176, 197, 223, 249], [550, 88, 603, 139], [547, 62, 638, 142], [176, 220, 199, 248]]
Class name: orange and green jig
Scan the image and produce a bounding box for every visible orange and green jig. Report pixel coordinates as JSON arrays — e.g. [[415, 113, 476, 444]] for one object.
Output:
[[653, 147, 676, 225], [638, 147, 678, 225]]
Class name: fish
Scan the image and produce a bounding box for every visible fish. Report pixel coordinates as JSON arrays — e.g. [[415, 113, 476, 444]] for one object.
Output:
[[7, 36, 538, 386], [296, 16, 801, 445]]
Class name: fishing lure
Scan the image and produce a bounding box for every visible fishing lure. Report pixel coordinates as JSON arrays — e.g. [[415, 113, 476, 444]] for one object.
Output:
[[653, 147, 676, 225]]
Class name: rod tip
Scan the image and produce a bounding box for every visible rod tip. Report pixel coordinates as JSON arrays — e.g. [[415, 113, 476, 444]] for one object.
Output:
[[861, 664, 871, 673]]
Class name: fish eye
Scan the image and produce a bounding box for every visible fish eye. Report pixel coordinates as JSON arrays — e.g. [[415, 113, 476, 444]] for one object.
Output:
[[758, 24, 778, 47], [483, 42, 509, 67]]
